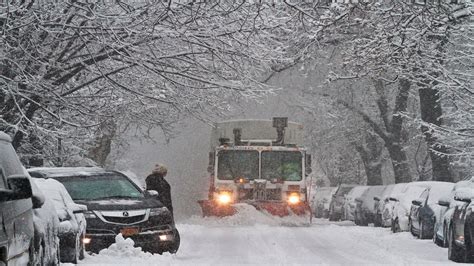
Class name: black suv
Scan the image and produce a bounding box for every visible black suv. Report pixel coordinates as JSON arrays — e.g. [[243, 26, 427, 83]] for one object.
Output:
[[28, 167, 180, 254], [0, 132, 38, 264]]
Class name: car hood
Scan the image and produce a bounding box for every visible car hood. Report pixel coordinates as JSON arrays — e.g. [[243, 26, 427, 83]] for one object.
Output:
[[75, 197, 163, 211]]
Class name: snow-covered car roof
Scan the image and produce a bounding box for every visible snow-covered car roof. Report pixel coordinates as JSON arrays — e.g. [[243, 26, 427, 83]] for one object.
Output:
[[359, 186, 385, 209], [397, 186, 427, 210], [311, 187, 336, 200], [346, 186, 369, 200], [28, 166, 109, 178], [423, 182, 455, 204]]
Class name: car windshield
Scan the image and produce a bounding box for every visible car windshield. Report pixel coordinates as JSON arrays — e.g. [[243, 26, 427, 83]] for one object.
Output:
[[217, 150, 259, 180], [58, 173, 144, 200], [336, 186, 354, 196], [261, 151, 302, 181]]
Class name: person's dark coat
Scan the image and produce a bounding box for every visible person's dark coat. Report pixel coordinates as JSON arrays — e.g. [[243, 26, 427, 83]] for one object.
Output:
[[146, 173, 173, 214]]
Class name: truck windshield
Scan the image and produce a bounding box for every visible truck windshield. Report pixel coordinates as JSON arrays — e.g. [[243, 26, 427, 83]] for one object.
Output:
[[261, 151, 302, 181], [217, 150, 259, 180]]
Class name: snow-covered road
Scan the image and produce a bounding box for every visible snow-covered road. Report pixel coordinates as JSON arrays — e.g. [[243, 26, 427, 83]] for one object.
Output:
[[76, 214, 456, 265]]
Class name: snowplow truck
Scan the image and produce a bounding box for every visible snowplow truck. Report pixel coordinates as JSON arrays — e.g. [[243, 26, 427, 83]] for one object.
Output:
[[198, 117, 312, 218]]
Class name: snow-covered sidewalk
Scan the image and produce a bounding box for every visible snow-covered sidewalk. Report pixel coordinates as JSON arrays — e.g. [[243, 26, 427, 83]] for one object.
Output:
[[73, 216, 455, 265]]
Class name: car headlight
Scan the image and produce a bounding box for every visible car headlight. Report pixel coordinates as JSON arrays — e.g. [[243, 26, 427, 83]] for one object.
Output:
[[149, 207, 169, 216], [84, 211, 97, 219]]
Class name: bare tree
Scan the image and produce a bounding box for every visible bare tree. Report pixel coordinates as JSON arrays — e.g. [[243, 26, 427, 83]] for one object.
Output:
[[0, 1, 330, 165]]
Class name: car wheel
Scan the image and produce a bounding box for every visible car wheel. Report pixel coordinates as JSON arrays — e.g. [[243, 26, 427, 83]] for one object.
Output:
[[360, 218, 368, 226], [393, 218, 400, 233], [409, 219, 415, 236], [419, 221, 426, 239], [73, 233, 81, 264], [33, 243, 44, 266], [448, 225, 466, 262], [466, 226, 474, 263], [79, 233, 86, 260], [433, 228, 444, 247], [373, 215, 380, 227], [443, 224, 449, 248], [169, 229, 181, 254]]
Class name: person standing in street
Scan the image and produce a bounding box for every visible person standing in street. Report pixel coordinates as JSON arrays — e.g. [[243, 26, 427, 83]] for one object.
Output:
[[146, 164, 173, 215]]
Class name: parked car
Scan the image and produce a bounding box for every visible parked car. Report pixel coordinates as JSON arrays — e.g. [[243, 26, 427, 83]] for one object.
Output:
[[373, 184, 395, 227], [354, 185, 385, 226], [31, 179, 61, 266], [329, 184, 356, 221], [390, 185, 427, 233], [32, 177, 87, 263], [343, 186, 369, 221], [380, 183, 408, 227], [409, 182, 454, 239], [435, 177, 474, 248], [447, 188, 474, 262], [0, 131, 41, 265], [28, 167, 180, 255], [310, 187, 336, 218]]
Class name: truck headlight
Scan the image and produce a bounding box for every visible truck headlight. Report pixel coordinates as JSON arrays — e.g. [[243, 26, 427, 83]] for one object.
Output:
[[287, 192, 301, 205], [216, 191, 232, 205]]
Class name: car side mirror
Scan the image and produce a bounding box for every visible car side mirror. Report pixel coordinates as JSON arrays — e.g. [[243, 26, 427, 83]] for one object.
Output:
[[72, 204, 88, 214], [305, 154, 312, 176], [453, 189, 474, 203], [412, 199, 422, 206], [145, 190, 159, 197], [0, 175, 33, 202], [438, 199, 450, 207], [454, 196, 472, 203]]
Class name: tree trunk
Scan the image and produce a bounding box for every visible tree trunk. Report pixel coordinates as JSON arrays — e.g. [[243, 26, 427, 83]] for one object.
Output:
[[88, 120, 117, 166], [386, 142, 412, 183], [418, 87, 452, 182], [354, 132, 383, 185]]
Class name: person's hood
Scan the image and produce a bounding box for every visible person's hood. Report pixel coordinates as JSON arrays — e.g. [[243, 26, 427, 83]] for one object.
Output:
[[76, 196, 163, 211]]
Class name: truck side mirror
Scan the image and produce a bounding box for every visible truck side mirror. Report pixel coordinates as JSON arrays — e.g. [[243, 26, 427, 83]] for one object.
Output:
[[207, 152, 215, 174], [305, 154, 312, 175]]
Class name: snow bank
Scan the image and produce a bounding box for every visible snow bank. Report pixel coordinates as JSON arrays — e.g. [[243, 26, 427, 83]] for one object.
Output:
[[184, 203, 310, 227], [79, 234, 174, 265]]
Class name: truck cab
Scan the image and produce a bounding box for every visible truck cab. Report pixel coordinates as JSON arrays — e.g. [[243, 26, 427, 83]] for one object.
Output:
[[199, 118, 312, 217]]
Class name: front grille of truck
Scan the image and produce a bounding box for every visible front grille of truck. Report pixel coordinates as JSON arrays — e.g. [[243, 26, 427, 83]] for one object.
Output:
[[238, 188, 282, 201]]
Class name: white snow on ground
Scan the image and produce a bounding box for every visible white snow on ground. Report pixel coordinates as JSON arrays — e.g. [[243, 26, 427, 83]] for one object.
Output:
[[71, 205, 456, 265]]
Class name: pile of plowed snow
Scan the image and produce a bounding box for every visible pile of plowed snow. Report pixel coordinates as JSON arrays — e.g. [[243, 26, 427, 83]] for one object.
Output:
[[80, 234, 172, 265], [184, 203, 310, 227]]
